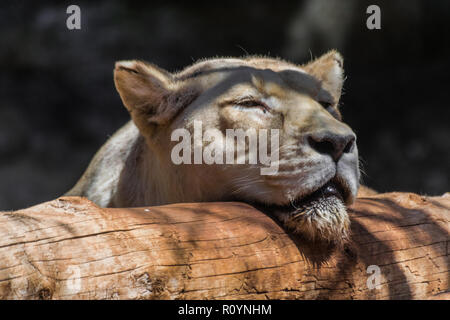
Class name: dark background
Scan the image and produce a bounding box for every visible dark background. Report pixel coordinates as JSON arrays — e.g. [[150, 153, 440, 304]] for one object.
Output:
[[0, 0, 449, 210]]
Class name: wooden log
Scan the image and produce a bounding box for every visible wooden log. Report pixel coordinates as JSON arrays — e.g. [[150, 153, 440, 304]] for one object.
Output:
[[0, 192, 448, 300]]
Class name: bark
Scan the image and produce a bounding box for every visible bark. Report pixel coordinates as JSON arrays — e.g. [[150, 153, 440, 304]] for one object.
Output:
[[0, 192, 448, 300]]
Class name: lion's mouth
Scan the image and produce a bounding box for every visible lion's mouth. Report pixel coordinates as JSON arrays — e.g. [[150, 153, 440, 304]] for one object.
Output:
[[258, 177, 349, 215], [249, 177, 351, 244]]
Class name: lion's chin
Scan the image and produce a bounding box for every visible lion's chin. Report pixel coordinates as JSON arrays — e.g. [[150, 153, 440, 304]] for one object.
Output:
[[274, 195, 350, 247], [258, 181, 351, 247]]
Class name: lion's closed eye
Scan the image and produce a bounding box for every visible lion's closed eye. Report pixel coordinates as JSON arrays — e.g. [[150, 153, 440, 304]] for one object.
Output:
[[319, 101, 341, 120], [235, 99, 271, 114]]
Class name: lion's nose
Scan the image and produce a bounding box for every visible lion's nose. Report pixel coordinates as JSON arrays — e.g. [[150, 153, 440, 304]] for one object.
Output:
[[308, 131, 356, 162]]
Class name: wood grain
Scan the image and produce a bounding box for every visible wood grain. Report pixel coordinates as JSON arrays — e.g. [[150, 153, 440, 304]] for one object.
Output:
[[0, 192, 448, 299]]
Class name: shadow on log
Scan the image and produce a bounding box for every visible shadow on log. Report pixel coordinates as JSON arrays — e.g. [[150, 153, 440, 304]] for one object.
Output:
[[0, 192, 448, 300]]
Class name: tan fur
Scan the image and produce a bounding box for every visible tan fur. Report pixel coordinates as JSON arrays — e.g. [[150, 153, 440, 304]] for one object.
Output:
[[66, 51, 360, 244]]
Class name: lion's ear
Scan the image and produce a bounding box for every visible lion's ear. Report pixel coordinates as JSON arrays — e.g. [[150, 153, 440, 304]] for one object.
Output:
[[303, 50, 344, 102], [114, 60, 193, 130]]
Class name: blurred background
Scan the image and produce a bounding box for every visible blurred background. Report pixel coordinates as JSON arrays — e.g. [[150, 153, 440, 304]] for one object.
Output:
[[0, 0, 449, 210]]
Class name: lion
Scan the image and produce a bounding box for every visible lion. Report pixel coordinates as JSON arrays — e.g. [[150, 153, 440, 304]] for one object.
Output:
[[66, 50, 362, 246]]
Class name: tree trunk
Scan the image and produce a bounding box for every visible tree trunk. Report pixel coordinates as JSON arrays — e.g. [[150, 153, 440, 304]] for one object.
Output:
[[0, 192, 448, 300]]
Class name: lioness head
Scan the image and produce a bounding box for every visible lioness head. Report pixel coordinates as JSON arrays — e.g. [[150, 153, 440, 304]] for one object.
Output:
[[114, 50, 359, 245]]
